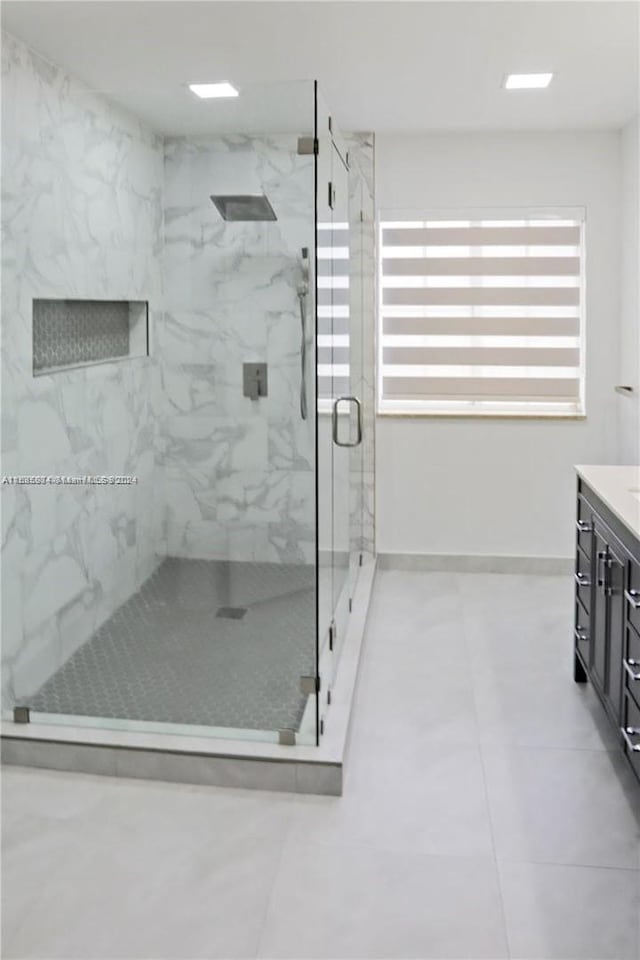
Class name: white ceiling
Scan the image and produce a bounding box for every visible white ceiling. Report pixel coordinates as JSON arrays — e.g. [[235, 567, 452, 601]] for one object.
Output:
[[2, 0, 638, 135]]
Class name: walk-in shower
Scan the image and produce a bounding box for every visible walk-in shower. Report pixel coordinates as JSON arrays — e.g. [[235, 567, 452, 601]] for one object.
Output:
[[1, 31, 376, 773]]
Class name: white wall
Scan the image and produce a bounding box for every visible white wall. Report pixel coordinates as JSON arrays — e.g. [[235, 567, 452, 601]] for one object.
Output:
[[618, 117, 640, 463], [375, 131, 622, 559]]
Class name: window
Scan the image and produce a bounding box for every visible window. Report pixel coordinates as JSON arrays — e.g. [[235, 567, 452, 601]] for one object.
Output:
[[378, 211, 585, 417], [317, 220, 350, 404]]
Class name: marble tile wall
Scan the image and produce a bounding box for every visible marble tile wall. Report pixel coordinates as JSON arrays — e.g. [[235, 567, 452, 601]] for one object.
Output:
[[1, 33, 164, 708], [346, 134, 376, 557], [160, 134, 317, 564]]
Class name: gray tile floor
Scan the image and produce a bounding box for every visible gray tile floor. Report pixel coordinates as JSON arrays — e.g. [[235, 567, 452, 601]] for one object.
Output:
[[3, 570, 640, 959], [23, 559, 316, 732]]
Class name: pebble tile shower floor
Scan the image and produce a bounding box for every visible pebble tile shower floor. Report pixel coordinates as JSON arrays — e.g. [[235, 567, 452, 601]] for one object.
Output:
[[22, 559, 316, 732]]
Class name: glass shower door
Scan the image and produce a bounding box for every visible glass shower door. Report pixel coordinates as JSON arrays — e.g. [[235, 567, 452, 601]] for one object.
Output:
[[347, 173, 368, 600], [315, 92, 335, 723], [315, 105, 365, 724], [329, 138, 358, 677]]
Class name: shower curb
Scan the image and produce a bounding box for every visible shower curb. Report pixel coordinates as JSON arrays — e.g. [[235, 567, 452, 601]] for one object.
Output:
[[0, 736, 342, 796]]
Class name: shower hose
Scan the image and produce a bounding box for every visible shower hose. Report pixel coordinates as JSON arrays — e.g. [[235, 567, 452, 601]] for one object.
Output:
[[299, 290, 308, 420]]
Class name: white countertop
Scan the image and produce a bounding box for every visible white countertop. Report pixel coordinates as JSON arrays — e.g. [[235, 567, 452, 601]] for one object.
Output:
[[575, 465, 640, 540]]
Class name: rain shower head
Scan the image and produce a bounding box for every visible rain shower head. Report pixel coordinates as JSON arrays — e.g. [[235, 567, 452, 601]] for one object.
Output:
[[210, 194, 277, 222]]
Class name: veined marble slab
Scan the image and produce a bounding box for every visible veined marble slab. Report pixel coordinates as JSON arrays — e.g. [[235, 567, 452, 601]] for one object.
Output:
[[160, 134, 317, 564]]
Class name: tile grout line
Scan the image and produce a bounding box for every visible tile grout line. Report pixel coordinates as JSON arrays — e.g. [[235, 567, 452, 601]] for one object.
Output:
[[476, 740, 634, 755], [494, 854, 640, 873], [252, 794, 308, 959], [454, 572, 514, 960]]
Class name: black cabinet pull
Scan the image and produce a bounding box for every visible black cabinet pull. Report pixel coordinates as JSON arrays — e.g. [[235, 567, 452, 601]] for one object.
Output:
[[604, 555, 620, 597]]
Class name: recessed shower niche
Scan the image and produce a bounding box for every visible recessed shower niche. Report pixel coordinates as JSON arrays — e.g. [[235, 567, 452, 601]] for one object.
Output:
[[32, 298, 149, 375]]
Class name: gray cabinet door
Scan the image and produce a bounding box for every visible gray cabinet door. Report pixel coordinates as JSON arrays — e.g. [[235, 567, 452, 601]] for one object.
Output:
[[604, 540, 628, 723], [592, 519, 630, 724]]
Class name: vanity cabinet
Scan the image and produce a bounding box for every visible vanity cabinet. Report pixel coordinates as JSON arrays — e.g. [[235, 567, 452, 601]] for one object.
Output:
[[574, 476, 640, 784]]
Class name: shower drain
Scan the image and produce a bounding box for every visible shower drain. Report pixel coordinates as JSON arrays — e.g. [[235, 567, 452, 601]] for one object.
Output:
[[216, 606, 248, 620]]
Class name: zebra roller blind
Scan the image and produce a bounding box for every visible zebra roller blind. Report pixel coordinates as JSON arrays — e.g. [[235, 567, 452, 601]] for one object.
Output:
[[317, 221, 350, 401], [379, 213, 585, 415]]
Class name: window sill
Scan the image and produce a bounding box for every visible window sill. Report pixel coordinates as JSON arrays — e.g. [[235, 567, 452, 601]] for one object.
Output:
[[377, 408, 586, 421]]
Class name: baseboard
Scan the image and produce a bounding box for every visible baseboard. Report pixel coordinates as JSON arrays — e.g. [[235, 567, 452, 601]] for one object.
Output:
[[377, 553, 573, 575]]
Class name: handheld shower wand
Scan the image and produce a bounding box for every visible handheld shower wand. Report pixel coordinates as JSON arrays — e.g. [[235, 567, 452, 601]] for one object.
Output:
[[298, 247, 310, 421]]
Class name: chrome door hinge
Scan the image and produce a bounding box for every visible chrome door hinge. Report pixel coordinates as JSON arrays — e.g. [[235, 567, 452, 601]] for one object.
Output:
[[297, 136, 319, 156], [300, 675, 320, 695]]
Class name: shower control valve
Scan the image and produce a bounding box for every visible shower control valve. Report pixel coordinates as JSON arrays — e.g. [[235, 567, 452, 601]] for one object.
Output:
[[243, 363, 268, 401]]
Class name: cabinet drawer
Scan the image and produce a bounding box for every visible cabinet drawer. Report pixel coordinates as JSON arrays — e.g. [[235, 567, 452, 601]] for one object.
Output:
[[621, 693, 640, 784], [576, 499, 594, 558], [623, 622, 640, 712], [626, 560, 640, 636], [574, 549, 592, 613]]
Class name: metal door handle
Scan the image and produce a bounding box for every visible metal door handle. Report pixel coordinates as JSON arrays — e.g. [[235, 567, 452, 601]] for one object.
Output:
[[605, 556, 617, 597], [623, 659, 640, 681], [332, 396, 362, 448], [576, 520, 593, 534], [354, 397, 363, 445], [624, 589, 640, 609], [620, 726, 640, 752], [597, 551, 607, 591]]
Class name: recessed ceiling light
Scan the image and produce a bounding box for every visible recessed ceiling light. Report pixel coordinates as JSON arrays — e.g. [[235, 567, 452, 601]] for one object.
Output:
[[504, 73, 553, 90], [189, 83, 239, 99]]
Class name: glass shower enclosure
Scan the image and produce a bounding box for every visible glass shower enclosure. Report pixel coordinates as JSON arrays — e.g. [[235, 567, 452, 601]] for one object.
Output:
[[1, 32, 375, 750]]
